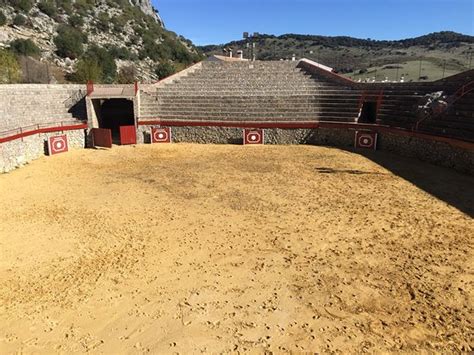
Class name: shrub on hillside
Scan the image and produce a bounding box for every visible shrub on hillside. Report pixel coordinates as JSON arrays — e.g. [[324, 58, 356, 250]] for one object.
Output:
[[73, 0, 94, 16], [0, 11, 6, 26], [54, 25, 85, 58], [83, 45, 117, 83], [155, 62, 176, 79], [96, 12, 110, 31], [117, 65, 137, 84], [38, 0, 57, 17], [108, 45, 132, 60], [0, 49, 21, 83], [11, 0, 34, 12], [68, 14, 84, 28], [9, 39, 41, 58], [13, 14, 27, 26], [69, 58, 102, 83], [57, 0, 73, 14]]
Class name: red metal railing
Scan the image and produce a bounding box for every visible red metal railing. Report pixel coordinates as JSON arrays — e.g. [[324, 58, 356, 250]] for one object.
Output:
[[0, 120, 87, 144]]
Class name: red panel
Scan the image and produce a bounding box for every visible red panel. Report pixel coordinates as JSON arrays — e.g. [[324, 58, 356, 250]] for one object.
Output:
[[48, 135, 69, 155], [120, 125, 137, 145], [151, 127, 172, 143], [355, 131, 378, 150], [92, 128, 112, 148], [243, 129, 264, 145]]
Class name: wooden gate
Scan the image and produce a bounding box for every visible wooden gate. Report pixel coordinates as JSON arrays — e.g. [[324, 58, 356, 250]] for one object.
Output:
[[92, 128, 112, 148], [120, 125, 137, 145]]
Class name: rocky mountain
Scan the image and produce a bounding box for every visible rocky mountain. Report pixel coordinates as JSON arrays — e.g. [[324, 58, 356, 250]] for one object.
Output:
[[201, 31, 474, 82], [129, 0, 162, 25], [0, 0, 201, 83]]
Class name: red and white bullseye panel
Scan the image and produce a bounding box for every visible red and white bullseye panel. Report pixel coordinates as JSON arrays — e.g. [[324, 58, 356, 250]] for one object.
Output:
[[48, 135, 69, 155], [151, 127, 172, 143], [355, 131, 378, 150], [243, 129, 264, 145]]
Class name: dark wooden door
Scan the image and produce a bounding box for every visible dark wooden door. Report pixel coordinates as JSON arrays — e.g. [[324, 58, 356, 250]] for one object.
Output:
[[92, 128, 112, 148], [120, 125, 137, 145]]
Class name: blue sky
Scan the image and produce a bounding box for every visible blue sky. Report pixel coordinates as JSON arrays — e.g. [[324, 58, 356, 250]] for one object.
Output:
[[154, 0, 473, 45]]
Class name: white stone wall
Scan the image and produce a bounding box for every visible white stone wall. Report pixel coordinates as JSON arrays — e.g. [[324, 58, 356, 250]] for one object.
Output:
[[0, 129, 85, 173]]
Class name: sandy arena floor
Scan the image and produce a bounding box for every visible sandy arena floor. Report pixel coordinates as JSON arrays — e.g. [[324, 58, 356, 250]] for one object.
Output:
[[0, 144, 473, 353]]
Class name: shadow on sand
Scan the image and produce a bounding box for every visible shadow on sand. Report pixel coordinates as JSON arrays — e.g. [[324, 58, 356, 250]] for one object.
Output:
[[349, 149, 474, 218]]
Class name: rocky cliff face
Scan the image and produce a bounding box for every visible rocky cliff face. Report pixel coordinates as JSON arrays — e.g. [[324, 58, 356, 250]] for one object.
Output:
[[129, 0, 163, 26], [0, 0, 199, 83]]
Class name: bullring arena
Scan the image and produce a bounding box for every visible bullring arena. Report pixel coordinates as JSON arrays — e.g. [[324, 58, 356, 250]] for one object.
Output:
[[1, 58, 473, 353]]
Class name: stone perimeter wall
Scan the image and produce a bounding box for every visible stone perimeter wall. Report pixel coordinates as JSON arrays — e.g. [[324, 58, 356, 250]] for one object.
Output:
[[137, 125, 474, 175], [0, 129, 85, 173], [0, 84, 87, 173]]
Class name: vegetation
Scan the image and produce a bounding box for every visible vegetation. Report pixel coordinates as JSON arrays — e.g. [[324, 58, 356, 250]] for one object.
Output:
[[155, 62, 176, 79], [68, 14, 84, 28], [0, 10, 6, 26], [10, 0, 34, 12], [200, 31, 473, 81], [1, 0, 202, 83], [9, 39, 41, 58], [54, 24, 86, 59], [117, 65, 137, 83], [69, 57, 102, 82], [82, 45, 117, 83], [0, 49, 21, 83], [38, 0, 57, 17], [56, 0, 73, 15], [13, 14, 27, 26]]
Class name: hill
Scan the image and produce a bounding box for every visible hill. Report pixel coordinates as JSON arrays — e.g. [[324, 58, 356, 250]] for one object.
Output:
[[0, 0, 202, 84], [200, 31, 474, 82]]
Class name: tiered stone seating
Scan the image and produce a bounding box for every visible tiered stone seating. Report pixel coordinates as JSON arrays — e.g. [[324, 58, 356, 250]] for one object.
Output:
[[0, 85, 87, 132], [140, 60, 362, 123], [139, 60, 473, 142]]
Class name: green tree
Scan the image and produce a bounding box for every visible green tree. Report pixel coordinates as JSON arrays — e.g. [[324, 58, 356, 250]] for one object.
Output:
[[38, 0, 57, 17], [13, 14, 27, 26], [69, 58, 102, 83], [83, 45, 117, 83], [68, 14, 84, 28], [0, 49, 21, 83], [9, 39, 41, 58], [11, 0, 34, 12], [54, 25, 85, 58], [155, 62, 176, 79]]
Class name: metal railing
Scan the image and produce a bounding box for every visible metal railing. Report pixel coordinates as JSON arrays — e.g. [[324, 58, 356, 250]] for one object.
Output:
[[0, 120, 87, 143]]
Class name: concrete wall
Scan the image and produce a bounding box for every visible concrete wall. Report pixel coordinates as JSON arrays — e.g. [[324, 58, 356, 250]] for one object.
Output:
[[0, 129, 86, 173]]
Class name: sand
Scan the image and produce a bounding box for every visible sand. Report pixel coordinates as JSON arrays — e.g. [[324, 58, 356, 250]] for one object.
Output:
[[0, 144, 473, 353]]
